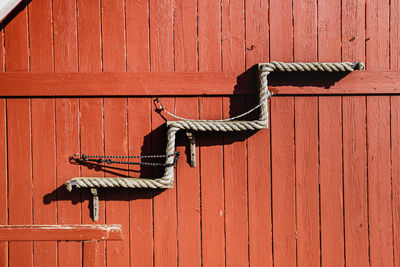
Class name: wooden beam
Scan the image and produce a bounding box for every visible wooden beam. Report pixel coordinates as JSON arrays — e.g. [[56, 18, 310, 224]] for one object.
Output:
[[0, 71, 398, 96], [0, 225, 123, 241]]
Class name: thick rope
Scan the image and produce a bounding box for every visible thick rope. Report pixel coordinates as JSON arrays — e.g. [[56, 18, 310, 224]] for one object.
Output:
[[65, 61, 364, 191]]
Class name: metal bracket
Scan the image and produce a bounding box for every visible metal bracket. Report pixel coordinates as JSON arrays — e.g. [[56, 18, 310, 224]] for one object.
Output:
[[186, 131, 196, 167], [91, 188, 99, 222]]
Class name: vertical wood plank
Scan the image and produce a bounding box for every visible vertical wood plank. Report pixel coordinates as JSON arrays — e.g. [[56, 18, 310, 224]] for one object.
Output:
[[270, 97, 296, 267], [0, 100, 6, 267], [173, 0, 197, 71], [53, 0, 78, 72], [245, 0, 268, 67], [4, 1, 28, 72], [318, 1, 344, 266], [319, 97, 344, 267], [318, 0, 341, 61], [269, 0, 294, 265], [7, 99, 32, 267], [269, 0, 293, 61], [150, 2, 176, 266], [293, 1, 319, 266], [31, 99, 57, 267], [390, 0, 400, 69], [341, 1, 367, 265], [366, 0, 392, 265], [342, 0, 365, 62], [366, 0, 390, 70], [4, 3, 31, 266], [199, 97, 225, 267], [126, 0, 150, 72], [294, 97, 320, 267], [293, 0, 317, 61], [342, 96, 369, 267], [104, 98, 130, 267], [149, 0, 173, 71], [77, 0, 102, 72], [367, 96, 393, 267], [53, 1, 80, 266], [198, 0, 221, 71], [175, 97, 201, 267], [28, 2, 56, 266], [83, 241, 99, 267], [391, 96, 400, 267], [28, 0, 53, 71], [128, 98, 153, 267], [223, 96, 248, 267], [80, 98, 105, 267], [55, 99, 81, 267], [245, 2, 272, 266], [221, 0, 245, 72], [101, 0, 125, 71], [151, 97, 177, 267]]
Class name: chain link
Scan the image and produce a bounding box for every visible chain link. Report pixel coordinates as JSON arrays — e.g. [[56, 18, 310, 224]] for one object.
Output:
[[73, 152, 180, 167]]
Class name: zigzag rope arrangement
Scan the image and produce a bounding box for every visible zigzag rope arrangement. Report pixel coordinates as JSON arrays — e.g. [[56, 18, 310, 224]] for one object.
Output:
[[65, 62, 364, 192]]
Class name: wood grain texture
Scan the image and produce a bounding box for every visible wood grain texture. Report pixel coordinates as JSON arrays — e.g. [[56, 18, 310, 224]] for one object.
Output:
[[391, 96, 400, 267], [221, 0, 245, 72], [319, 96, 344, 267], [318, 0, 341, 61], [293, 1, 320, 266], [77, 0, 101, 72], [342, 96, 369, 267], [31, 99, 57, 267], [4, 1, 28, 72], [7, 99, 32, 267], [149, 0, 173, 71], [245, 2, 272, 265], [55, 99, 81, 267], [367, 96, 394, 267], [0, 225, 123, 241], [223, 96, 249, 267], [175, 97, 201, 267], [104, 98, 130, 267], [102, 0, 125, 71], [295, 97, 320, 267], [342, 0, 365, 63], [126, 0, 150, 71], [0, 100, 6, 267], [198, 0, 221, 71], [173, 0, 197, 71], [151, 97, 178, 267], [53, 0, 78, 72], [128, 98, 154, 267], [80, 98, 106, 267], [28, 0, 53, 71], [245, 0, 268, 67], [390, 0, 400, 69], [83, 241, 99, 267], [269, 0, 292, 61], [366, 0, 390, 70], [271, 97, 296, 267], [199, 97, 225, 267]]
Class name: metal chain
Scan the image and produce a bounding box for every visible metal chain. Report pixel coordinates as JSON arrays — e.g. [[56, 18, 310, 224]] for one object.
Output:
[[73, 152, 180, 167]]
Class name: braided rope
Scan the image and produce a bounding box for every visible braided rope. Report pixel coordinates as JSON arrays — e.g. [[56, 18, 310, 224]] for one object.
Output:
[[65, 62, 363, 191]]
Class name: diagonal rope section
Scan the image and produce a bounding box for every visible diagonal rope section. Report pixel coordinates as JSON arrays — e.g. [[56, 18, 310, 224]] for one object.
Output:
[[65, 61, 364, 191]]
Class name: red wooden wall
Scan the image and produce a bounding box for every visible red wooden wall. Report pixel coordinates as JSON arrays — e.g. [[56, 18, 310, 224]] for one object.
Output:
[[0, 0, 399, 266]]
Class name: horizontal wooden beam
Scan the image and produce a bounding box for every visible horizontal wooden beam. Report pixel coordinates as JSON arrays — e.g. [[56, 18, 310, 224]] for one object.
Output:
[[0, 224, 123, 241], [0, 71, 398, 96]]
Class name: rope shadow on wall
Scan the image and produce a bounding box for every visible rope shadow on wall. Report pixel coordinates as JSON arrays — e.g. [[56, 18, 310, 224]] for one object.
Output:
[[44, 62, 364, 221]]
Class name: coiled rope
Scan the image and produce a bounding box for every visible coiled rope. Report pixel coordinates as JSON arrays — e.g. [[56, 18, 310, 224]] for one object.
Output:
[[65, 61, 364, 191]]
